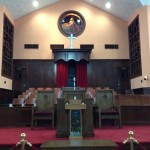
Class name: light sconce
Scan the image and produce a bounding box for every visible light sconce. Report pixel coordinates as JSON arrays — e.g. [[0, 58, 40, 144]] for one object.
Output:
[[144, 75, 148, 80]]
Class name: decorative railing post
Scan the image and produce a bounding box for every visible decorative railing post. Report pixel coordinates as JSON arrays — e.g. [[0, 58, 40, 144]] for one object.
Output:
[[10, 133, 37, 150], [16, 133, 32, 150]]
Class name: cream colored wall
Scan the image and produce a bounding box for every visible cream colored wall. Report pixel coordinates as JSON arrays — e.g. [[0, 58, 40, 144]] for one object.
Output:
[[147, 6, 150, 58], [0, 5, 14, 90], [14, 0, 129, 60], [129, 6, 150, 89]]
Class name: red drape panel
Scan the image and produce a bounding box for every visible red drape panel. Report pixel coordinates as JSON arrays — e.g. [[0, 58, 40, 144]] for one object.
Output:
[[76, 60, 88, 88], [56, 60, 68, 87]]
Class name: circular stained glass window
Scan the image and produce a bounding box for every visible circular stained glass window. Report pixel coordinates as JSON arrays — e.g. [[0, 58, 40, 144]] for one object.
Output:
[[58, 10, 86, 37]]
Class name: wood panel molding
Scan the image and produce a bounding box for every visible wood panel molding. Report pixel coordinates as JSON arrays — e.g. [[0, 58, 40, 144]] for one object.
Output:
[[51, 44, 94, 62]]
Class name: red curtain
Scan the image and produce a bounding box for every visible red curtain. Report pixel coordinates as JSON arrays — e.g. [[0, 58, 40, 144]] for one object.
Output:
[[76, 60, 88, 88], [56, 60, 68, 87]]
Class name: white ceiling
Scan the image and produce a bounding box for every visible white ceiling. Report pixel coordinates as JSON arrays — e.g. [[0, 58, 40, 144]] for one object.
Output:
[[0, 0, 145, 21]]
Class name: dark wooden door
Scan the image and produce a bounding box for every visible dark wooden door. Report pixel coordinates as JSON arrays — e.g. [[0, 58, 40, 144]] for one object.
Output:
[[117, 67, 130, 94]]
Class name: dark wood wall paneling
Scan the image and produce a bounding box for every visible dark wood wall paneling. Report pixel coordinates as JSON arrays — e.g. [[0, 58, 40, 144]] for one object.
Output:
[[13, 59, 55, 92], [13, 59, 130, 94], [0, 89, 13, 104], [0, 59, 130, 104], [87, 59, 130, 93], [51, 44, 93, 62]]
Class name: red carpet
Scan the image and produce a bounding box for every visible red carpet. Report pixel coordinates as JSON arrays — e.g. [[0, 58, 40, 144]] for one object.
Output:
[[0, 126, 150, 146]]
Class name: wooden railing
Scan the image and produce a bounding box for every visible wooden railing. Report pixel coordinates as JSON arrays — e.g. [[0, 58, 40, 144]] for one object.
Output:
[[115, 94, 150, 106]]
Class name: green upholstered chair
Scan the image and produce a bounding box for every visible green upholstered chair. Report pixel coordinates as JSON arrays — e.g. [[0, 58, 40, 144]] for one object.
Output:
[[31, 90, 55, 129], [96, 89, 121, 128]]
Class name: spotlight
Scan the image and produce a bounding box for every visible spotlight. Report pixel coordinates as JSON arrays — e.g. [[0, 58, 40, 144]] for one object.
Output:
[[33, 0, 39, 7], [105, 2, 111, 9], [144, 75, 148, 80]]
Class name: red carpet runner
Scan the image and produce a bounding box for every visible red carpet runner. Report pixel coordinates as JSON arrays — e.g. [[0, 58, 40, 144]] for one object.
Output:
[[0, 126, 150, 146]]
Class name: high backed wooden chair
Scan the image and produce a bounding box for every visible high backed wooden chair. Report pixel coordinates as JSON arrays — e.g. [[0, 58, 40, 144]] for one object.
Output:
[[31, 90, 55, 129], [96, 89, 121, 128], [85, 87, 96, 103], [54, 88, 62, 104], [25, 98, 36, 106], [29, 87, 36, 92], [29, 93, 37, 98], [45, 87, 52, 91], [95, 87, 102, 90], [37, 87, 44, 91], [12, 98, 25, 107], [18, 94, 29, 99]]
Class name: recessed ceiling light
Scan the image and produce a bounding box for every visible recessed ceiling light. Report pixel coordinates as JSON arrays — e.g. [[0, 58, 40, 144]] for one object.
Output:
[[105, 2, 111, 9], [33, 0, 39, 7]]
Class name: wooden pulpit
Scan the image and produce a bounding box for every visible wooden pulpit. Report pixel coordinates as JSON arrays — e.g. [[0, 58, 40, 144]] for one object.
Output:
[[65, 100, 86, 139], [56, 88, 94, 138]]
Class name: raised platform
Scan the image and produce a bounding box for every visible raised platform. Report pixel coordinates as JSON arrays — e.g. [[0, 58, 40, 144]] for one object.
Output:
[[40, 139, 117, 150]]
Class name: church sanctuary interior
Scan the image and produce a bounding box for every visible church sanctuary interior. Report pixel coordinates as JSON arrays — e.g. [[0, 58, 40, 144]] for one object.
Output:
[[1, 0, 150, 149]]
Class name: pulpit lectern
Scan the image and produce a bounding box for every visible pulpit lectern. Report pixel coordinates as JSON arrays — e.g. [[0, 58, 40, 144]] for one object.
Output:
[[65, 100, 86, 139], [56, 87, 94, 138]]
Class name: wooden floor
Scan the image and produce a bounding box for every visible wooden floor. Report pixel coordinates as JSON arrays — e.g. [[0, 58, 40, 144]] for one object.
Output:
[[40, 139, 117, 150]]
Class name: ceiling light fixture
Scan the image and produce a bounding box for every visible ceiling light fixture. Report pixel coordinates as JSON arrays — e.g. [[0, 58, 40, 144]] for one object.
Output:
[[105, 1, 111, 9], [33, 0, 39, 7]]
